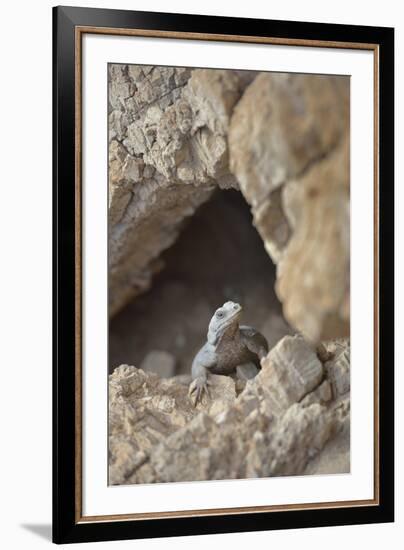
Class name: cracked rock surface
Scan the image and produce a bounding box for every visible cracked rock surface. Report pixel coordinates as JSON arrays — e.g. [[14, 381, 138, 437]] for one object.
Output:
[[228, 73, 350, 341], [109, 336, 350, 485], [109, 65, 350, 342], [109, 66, 247, 315]]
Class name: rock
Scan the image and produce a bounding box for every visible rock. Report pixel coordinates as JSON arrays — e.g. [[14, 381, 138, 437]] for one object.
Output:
[[229, 73, 348, 205], [324, 339, 351, 398], [108, 65, 247, 315], [108, 365, 237, 484], [140, 350, 176, 378], [300, 380, 332, 407], [240, 335, 324, 417], [277, 135, 350, 341], [171, 373, 192, 386], [109, 337, 350, 484], [109, 364, 194, 484], [303, 397, 350, 475], [245, 402, 340, 478], [228, 73, 350, 341]]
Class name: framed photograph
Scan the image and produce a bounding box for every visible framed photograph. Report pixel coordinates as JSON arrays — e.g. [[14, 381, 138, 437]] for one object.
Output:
[[53, 5, 394, 544]]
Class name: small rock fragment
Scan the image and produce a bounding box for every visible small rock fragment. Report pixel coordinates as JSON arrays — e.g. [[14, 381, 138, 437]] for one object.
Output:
[[300, 380, 332, 407], [324, 339, 350, 398], [140, 350, 176, 378], [242, 335, 324, 417]]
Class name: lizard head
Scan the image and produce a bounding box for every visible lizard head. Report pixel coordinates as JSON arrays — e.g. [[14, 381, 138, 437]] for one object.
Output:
[[207, 301, 243, 345]]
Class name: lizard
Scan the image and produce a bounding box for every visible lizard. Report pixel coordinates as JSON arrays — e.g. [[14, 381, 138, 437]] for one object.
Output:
[[189, 301, 268, 405]]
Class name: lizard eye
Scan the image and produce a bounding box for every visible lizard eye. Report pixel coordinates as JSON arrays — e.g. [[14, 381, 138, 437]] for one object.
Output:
[[216, 311, 223, 318]]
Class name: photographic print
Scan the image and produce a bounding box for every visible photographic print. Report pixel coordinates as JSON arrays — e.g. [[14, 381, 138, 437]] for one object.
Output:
[[53, 6, 394, 542], [108, 64, 351, 486]]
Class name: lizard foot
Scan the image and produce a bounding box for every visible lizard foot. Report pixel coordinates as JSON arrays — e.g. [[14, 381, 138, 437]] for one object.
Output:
[[188, 377, 211, 407]]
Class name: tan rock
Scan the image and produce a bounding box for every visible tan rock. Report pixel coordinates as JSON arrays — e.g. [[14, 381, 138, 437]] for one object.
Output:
[[109, 337, 350, 485], [229, 73, 349, 206], [108, 65, 245, 315], [240, 335, 324, 417], [324, 339, 351, 398], [277, 135, 350, 341], [228, 73, 350, 341]]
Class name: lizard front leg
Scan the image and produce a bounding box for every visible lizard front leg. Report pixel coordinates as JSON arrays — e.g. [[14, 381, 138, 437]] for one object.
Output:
[[189, 346, 216, 406], [189, 363, 212, 406]]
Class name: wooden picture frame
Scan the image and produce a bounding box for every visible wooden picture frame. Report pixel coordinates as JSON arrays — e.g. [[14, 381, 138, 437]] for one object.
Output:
[[53, 5, 394, 544]]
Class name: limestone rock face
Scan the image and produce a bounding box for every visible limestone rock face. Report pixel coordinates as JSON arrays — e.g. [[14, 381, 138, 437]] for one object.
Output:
[[109, 365, 236, 484], [108, 66, 245, 315], [229, 74, 349, 205], [109, 337, 350, 485], [228, 73, 350, 341], [241, 335, 324, 417], [277, 136, 350, 341]]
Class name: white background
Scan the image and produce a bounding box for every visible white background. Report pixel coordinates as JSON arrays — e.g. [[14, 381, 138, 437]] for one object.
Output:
[[0, 0, 401, 548]]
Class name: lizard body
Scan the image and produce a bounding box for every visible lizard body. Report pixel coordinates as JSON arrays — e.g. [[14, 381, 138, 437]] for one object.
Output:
[[189, 301, 268, 404]]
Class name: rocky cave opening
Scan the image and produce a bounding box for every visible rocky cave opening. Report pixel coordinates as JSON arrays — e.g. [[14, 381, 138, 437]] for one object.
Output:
[[108, 67, 351, 484], [109, 189, 292, 376]]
